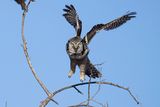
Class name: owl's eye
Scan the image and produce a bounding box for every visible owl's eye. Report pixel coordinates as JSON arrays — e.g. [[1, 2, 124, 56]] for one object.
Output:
[[68, 43, 75, 53]]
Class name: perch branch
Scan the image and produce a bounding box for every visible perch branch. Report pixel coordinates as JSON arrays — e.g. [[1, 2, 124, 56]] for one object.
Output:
[[21, 0, 58, 105], [40, 81, 139, 107]]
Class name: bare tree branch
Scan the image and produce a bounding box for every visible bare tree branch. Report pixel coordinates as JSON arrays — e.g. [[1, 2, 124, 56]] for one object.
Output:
[[21, 0, 58, 105], [22, 0, 50, 97], [87, 77, 91, 106], [40, 81, 140, 107]]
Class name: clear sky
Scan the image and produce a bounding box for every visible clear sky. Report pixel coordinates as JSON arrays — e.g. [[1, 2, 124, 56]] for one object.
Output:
[[0, 0, 160, 107]]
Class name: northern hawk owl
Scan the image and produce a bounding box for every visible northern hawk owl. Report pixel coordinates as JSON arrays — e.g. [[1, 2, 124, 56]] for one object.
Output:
[[63, 4, 136, 81]]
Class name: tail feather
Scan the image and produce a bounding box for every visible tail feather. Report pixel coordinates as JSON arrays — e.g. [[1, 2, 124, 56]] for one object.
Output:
[[85, 62, 102, 78]]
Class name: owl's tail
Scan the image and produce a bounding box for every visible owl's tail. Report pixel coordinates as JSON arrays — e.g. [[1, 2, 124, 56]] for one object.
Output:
[[85, 62, 102, 78]]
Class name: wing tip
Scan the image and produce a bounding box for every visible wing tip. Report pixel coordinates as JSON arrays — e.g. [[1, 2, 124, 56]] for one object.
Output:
[[126, 11, 137, 17], [64, 4, 75, 10], [65, 4, 70, 8]]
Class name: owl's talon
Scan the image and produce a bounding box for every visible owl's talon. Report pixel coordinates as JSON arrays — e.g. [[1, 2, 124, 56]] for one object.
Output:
[[68, 70, 74, 78], [80, 72, 85, 82]]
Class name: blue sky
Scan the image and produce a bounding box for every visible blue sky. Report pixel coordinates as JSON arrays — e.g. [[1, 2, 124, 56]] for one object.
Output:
[[0, 0, 160, 107]]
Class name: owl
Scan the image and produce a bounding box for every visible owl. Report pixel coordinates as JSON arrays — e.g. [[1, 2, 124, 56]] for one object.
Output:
[[63, 4, 136, 81]]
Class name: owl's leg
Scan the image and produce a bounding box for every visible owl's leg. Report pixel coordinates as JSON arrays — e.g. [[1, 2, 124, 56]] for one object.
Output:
[[78, 58, 88, 81], [68, 60, 76, 78]]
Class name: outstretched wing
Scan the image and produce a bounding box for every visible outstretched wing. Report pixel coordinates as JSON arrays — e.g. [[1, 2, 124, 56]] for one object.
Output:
[[83, 12, 136, 44], [63, 4, 82, 37]]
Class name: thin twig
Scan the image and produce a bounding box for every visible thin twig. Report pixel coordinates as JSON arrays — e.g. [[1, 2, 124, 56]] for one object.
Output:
[[21, 0, 58, 105], [73, 75, 102, 106], [73, 86, 83, 95], [40, 81, 139, 107], [127, 89, 139, 104], [80, 80, 101, 104], [26, 0, 33, 8], [91, 81, 101, 100], [106, 102, 109, 107], [68, 104, 93, 107], [5, 101, 7, 107], [87, 77, 91, 106], [91, 99, 106, 107], [94, 62, 105, 67]]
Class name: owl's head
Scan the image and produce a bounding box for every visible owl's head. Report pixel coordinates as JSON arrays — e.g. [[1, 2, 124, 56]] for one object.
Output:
[[66, 37, 89, 59]]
